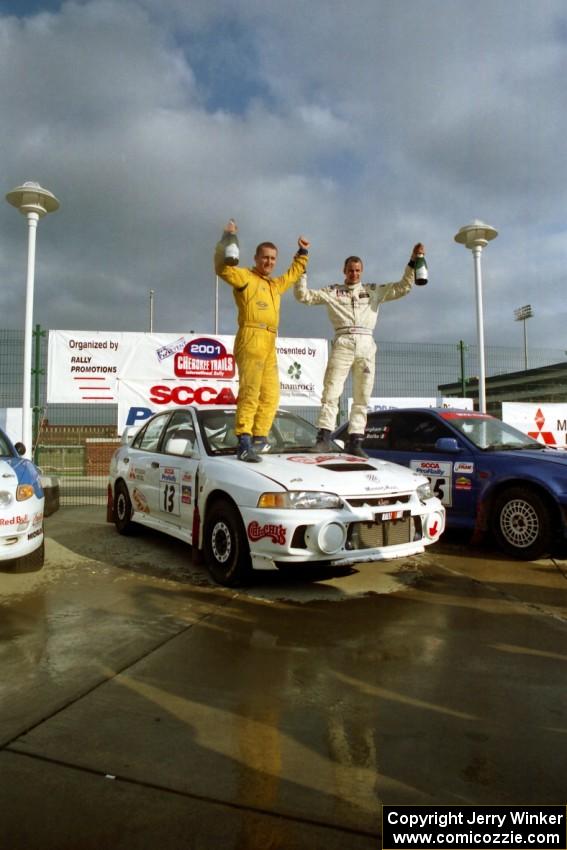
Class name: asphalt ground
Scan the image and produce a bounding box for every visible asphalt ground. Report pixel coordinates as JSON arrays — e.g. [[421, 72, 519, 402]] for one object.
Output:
[[1, 507, 566, 850]]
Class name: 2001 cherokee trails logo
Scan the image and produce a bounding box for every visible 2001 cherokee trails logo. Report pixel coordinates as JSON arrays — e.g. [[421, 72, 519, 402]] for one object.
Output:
[[174, 337, 235, 379]]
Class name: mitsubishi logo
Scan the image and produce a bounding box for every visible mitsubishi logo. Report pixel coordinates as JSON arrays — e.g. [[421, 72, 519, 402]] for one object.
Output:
[[528, 408, 556, 446]]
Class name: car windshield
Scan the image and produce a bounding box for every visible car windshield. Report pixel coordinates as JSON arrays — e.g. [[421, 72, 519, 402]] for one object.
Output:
[[197, 409, 342, 456], [0, 431, 13, 457], [444, 414, 544, 451]]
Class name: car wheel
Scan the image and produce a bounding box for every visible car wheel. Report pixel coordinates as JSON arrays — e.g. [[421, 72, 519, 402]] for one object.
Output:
[[114, 481, 136, 535], [8, 539, 45, 573], [203, 499, 251, 587], [491, 486, 552, 560]]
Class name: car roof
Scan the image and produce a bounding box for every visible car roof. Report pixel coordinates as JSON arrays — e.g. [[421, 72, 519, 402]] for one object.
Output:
[[367, 407, 490, 417]]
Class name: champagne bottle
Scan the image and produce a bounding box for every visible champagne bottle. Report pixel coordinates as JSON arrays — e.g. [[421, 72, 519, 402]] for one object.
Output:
[[223, 219, 239, 266], [414, 252, 428, 286]]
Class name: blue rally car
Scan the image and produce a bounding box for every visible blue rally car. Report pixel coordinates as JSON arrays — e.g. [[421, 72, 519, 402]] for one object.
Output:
[[334, 407, 567, 560], [0, 427, 45, 571]]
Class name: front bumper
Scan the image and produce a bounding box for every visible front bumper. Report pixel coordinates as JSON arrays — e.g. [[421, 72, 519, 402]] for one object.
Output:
[[242, 498, 445, 571], [0, 502, 44, 562]]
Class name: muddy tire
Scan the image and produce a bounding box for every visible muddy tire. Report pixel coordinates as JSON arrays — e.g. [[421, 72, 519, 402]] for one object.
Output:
[[203, 499, 251, 587], [114, 481, 136, 535], [8, 540, 45, 573]]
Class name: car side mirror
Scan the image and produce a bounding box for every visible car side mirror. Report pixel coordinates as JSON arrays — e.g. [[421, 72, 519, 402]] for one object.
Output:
[[435, 437, 461, 453], [121, 426, 139, 445], [14, 441, 26, 456]]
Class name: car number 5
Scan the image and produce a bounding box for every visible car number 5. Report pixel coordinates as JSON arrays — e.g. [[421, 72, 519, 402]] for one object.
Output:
[[432, 477, 446, 503]]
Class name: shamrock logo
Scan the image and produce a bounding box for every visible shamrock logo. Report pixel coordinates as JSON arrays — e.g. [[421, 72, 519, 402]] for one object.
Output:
[[287, 361, 302, 380]]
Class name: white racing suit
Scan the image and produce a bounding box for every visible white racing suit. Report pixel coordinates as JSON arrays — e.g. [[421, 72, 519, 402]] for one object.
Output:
[[294, 266, 414, 434]]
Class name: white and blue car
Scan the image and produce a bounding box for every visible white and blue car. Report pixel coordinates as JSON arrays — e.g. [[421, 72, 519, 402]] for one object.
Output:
[[0, 428, 45, 571], [107, 407, 445, 586]]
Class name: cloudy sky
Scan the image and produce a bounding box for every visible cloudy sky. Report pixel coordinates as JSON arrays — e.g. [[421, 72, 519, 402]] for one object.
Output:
[[1, 0, 565, 352]]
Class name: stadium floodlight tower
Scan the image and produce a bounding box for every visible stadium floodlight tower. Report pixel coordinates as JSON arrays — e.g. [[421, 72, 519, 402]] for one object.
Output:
[[6, 181, 60, 458], [454, 220, 498, 414], [514, 304, 533, 370]]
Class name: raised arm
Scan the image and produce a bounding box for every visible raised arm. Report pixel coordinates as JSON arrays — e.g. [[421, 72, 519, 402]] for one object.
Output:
[[294, 272, 331, 305], [370, 243, 425, 305], [214, 219, 247, 287], [275, 235, 310, 293]]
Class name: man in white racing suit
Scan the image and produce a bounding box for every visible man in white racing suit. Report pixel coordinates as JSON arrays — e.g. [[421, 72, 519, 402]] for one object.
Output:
[[294, 244, 424, 457]]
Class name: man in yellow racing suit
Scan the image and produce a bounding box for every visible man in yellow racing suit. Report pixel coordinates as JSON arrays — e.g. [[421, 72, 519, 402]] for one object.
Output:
[[294, 244, 423, 457], [215, 220, 309, 462]]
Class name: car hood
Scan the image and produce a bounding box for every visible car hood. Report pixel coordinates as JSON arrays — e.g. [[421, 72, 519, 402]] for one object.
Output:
[[487, 447, 567, 467], [0, 456, 43, 497], [243, 452, 423, 494], [0, 458, 19, 487]]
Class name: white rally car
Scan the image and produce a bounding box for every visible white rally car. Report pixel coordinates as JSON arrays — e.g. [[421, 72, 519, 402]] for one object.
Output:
[[0, 427, 45, 571], [107, 407, 445, 586]]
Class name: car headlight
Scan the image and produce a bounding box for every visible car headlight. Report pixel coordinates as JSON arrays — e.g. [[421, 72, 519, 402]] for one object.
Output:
[[0, 490, 13, 508], [17, 484, 35, 501], [416, 481, 434, 502], [257, 491, 342, 509]]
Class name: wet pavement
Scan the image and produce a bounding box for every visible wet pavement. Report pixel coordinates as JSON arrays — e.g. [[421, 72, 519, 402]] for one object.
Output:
[[1, 507, 566, 849]]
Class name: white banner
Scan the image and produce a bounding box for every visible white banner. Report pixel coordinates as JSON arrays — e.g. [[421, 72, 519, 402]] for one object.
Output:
[[502, 402, 567, 448], [48, 330, 327, 405], [0, 408, 23, 442], [360, 397, 475, 412]]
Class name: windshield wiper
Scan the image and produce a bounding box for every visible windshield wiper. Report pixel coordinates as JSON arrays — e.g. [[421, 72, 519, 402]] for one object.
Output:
[[483, 442, 541, 452]]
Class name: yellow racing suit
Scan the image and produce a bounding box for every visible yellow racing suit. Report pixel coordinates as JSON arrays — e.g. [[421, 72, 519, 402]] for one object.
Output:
[[215, 243, 308, 437], [294, 266, 414, 434]]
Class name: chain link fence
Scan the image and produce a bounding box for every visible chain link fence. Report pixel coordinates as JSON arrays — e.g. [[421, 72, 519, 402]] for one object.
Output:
[[1, 327, 565, 506]]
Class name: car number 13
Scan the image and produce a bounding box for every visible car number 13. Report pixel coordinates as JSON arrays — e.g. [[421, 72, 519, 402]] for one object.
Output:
[[162, 482, 180, 516]]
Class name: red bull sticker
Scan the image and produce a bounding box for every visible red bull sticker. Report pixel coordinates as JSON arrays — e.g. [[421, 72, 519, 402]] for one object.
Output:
[[0, 514, 29, 527]]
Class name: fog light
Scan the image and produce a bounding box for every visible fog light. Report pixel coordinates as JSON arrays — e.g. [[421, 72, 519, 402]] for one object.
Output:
[[305, 521, 346, 555], [0, 490, 12, 508], [424, 512, 444, 539]]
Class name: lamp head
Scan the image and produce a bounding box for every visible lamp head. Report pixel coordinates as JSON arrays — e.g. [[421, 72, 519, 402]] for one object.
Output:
[[454, 219, 498, 250], [6, 181, 59, 217]]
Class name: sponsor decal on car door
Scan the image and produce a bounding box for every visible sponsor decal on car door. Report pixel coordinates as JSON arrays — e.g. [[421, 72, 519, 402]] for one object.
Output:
[[410, 460, 453, 506]]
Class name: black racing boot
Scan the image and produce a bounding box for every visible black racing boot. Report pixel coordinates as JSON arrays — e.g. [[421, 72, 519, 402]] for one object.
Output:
[[347, 433, 368, 458], [313, 428, 333, 452], [252, 436, 269, 453], [237, 434, 261, 462]]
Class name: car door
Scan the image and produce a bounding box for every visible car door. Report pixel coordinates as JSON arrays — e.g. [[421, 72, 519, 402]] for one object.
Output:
[[126, 412, 172, 516], [153, 410, 199, 537], [364, 412, 477, 522]]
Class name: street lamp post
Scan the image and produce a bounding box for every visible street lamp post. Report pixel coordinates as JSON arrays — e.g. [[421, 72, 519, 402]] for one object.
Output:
[[149, 289, 155, 332], [514, 304, 533, 370], [6, 182, 60, 457], [454, 220, 498, 413]]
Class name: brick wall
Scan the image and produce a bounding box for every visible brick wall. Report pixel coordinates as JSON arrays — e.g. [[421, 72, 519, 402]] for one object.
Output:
[[84, 438, 121, 476]]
